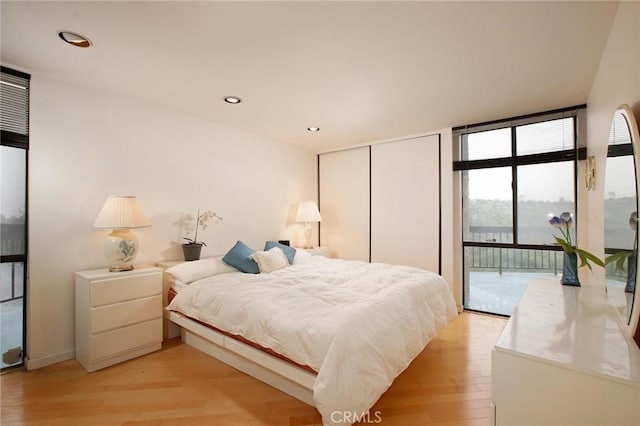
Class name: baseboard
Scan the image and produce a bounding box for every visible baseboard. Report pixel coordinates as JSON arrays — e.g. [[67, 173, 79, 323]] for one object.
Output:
[[25, 348, 75, 370]]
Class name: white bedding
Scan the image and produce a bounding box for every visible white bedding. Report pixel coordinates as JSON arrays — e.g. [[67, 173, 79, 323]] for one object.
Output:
[[167, 251, 457, 425]]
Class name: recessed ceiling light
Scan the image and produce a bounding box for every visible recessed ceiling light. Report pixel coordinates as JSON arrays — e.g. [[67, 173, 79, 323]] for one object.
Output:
[[307, 127, 320, 132], [224, 96, 242, 104], [57, 30, 92, 48]]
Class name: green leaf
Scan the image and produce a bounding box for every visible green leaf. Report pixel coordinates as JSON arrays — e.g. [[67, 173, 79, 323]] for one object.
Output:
[[553, 236, 574, 253], [605, 251, 633, 272], [575, 248, 605, 270]]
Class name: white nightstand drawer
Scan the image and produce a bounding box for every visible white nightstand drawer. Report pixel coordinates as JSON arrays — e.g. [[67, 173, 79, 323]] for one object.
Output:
[[90, 319, 161, 361], [90, 272, 160, 307], [91, 295, 162, 334]]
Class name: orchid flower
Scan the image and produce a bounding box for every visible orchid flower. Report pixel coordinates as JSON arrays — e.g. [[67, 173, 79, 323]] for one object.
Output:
[[548, 211, 573, 248], [549, 211, 604, 270], [182, 209, 223, 246]]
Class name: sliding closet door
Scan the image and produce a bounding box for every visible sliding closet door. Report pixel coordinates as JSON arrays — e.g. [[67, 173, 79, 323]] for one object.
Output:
[[319, 147, 370, 261], [371, 135, 440, 272]]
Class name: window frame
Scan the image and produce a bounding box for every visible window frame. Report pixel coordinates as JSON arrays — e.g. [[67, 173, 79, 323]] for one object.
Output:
[[1, 66, 30, 262], [453, 105, 586, 315], [1, 65, 30, 370], [454, 105, 586, 251]]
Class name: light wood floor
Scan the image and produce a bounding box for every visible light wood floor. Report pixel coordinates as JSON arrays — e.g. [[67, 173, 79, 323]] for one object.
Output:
[[1, 312, 506, 425]]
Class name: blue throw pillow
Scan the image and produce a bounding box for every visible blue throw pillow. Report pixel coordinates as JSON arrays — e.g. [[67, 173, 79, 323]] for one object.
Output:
[[222, 241, 259, 274], [265, 241, 296, 264]]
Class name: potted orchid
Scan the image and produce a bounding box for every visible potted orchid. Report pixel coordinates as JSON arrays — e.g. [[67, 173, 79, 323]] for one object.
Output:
[[181, 209, 223, 261], [549, 212, 604, 286]]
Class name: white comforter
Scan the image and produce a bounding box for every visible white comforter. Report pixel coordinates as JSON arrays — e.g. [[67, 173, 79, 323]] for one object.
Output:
[[167, 252, 457, 425]]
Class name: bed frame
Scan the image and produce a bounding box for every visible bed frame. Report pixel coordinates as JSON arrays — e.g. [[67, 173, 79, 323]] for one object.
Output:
[[159, 264, 316, 406]]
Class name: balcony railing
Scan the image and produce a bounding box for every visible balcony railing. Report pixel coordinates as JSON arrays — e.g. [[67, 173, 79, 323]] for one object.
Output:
[[466, 245, 561, 274], [1, 260, 24, 368], [466, 226, 561, 274], [1, 226, 26, 367], [1, 261, 24, 303], [1, 231, 26, 305], [1, 240, 25, 256], [467, 226, 629, 280]]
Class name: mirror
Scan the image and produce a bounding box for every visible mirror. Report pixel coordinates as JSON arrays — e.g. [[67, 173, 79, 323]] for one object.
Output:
[[604, 104, 640, 339]]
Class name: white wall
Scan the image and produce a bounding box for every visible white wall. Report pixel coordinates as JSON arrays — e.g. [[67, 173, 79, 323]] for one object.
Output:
[[26, 75, 316, 369], [583, 1, 640, 288]]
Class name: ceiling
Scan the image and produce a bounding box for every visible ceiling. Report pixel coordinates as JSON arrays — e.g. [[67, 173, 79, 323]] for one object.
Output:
[[1, 1, 618, 152]]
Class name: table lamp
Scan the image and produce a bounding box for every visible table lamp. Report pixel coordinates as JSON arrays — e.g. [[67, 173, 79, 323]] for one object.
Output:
[[296, 201, 322, 249], [93, 195, 151, 272]]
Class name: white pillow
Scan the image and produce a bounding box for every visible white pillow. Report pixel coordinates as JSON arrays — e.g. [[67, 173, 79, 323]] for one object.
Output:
[[165, 256, 235, 283], [251, 247, 289, 273], [172, 279, 188, 292], [292, 248, 313, 264]]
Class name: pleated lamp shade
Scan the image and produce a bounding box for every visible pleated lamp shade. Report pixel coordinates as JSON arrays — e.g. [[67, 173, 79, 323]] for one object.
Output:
[[93, 196, 151, 229], [295, 201, 322, 223], [93, 196, 150, 272]]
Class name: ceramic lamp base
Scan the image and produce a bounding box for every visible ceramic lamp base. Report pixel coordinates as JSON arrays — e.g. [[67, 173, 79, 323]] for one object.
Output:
[[104, 229, 138, 272], [303, 222, 315, 249]]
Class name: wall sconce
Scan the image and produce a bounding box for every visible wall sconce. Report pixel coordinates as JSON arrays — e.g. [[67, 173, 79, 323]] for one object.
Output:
[[585, 155, 596, 191]]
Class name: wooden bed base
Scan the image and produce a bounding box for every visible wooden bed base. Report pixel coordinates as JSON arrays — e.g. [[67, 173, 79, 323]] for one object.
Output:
[[167, 310, 316, 406], [158, 261, 316, 406]]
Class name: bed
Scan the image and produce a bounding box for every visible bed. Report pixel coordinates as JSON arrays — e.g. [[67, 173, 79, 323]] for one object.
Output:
[[163, 244, 457, 426]]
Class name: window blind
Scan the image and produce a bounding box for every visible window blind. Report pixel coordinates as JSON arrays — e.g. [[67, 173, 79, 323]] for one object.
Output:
[[453, 105, 587, 171], [452, 105, 586, 165], [1, 67, 30, 148]]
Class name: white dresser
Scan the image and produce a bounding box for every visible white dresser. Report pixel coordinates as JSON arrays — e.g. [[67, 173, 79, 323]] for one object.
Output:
[[491, 279, 640, 425], [75, 265, 163, 372]]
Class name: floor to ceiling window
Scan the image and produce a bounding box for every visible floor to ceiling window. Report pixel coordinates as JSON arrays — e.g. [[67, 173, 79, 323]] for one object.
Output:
[[1, 67, 30, 370], [454, 106, 585, 315]]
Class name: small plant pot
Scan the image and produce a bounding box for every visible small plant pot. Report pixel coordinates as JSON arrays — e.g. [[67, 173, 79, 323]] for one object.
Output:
[[182, 243, 203, 261]]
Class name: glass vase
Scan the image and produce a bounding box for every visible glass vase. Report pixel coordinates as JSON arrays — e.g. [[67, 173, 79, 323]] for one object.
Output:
[[561, 252, 580, 286], [625, 253, 636, 293]]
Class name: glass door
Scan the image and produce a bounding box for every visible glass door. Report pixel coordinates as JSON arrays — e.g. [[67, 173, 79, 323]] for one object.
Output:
[[1, 145, 27, 369]]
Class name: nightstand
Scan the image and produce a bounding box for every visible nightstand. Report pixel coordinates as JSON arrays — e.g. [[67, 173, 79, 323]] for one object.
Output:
[[304, 247, 331, 257], [75, 265, 162, 372]]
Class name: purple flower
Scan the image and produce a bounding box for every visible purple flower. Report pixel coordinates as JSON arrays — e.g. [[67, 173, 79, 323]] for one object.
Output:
[[548, 216, 564, 228], [560, 212, 573, 226], [549, 212, 574, 248]]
